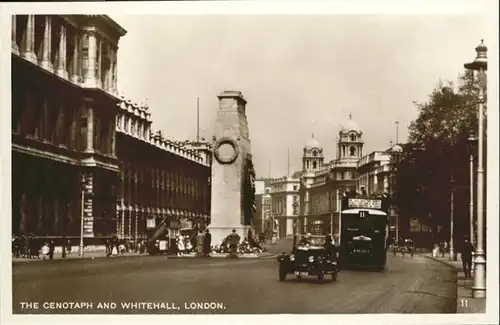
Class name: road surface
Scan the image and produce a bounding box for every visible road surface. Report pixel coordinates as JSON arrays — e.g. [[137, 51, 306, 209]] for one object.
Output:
[[12, 253, 457, 314]]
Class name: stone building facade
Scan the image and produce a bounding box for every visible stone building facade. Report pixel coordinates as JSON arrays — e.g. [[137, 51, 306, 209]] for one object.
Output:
[[269, 176, 301, 238], [11, 15, 211, 245], [357, 144, 407, 242], [12, 15, 126, 245], [115, 99, 211, 241], [297, 115, 363, 237]]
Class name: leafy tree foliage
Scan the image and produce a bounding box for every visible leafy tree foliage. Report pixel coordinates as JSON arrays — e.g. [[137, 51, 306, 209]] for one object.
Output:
[[394, 70, 486, 242]]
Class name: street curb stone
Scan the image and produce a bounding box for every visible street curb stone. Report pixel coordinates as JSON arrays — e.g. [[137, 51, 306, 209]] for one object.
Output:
[[12, 252, 280, 263]]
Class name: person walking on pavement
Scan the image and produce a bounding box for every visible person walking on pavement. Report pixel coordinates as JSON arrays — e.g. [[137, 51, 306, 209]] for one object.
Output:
[[48, 240, 55, 260], [460, 237, 474, 278], [105, 239, 111, 258], [67, 239, 72, 256], [177, 234, 186, 256], [203, 229, 212, 257], [41, 242, 50, 260]]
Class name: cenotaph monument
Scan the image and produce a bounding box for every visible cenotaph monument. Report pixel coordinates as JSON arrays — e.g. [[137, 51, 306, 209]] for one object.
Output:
[[209, 90, 255, 245]]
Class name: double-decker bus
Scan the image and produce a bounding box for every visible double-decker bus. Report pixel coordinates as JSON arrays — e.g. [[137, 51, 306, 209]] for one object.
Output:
[[339, 195, 389, 271]]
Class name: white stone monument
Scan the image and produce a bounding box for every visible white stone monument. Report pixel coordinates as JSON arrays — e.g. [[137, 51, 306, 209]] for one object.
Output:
[[209, 91, 253, 245]]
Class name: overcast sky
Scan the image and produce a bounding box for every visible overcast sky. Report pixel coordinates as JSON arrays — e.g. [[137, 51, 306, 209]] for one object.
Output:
[[111, 14, 493, 178]]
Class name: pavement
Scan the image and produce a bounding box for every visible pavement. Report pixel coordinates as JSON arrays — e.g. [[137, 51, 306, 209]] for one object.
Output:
[[11, 251, 458, 314], [424, 253, 486, 314], [11, 242, 282, 264]]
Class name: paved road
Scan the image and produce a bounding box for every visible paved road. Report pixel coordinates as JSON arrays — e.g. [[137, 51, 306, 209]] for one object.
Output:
[[12, 253, 457, 314]]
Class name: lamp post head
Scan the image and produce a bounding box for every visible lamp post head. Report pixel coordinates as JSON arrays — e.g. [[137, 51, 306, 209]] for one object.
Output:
[[468, 132, 478, 152], [464, 39, 488, 71], [468, 132, 477, 143]]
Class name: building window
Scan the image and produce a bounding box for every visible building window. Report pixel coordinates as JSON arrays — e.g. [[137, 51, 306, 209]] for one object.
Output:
[[131, 120, 136, 136], [313, 161, 317, 169], [313, 150, 317, 157], [293, 185, 297, 191], [350, 134, 356, 141], [124, 117, 129, 133], [116, 115, 122, 130], [350, 146, 356, 156]]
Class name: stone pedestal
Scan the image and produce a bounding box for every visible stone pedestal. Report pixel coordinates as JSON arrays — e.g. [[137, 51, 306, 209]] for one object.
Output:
[[209, 90, 252, 245]]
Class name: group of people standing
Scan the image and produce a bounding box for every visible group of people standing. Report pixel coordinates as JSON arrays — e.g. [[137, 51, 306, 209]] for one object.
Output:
[[12, 235, 72, 260], [176, 229, 212, 257]]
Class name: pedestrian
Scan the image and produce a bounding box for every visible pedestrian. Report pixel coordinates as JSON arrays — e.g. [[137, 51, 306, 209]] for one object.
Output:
[[111, 244, 118, 258], [105, 239, 111, 257], [185, 235, 193, 254], [196, 229, 205, 257], [177, 234, 185, 256], [41, 243, 50, 260], [67, 239, 72, 255], [49, 240, 55, 260], [460, 237, 474, 278], [203, 229, 212, 257], [227, 229, 241, 258]]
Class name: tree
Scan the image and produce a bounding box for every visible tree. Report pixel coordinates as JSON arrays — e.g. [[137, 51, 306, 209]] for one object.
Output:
[[394, 71, 486, 241]]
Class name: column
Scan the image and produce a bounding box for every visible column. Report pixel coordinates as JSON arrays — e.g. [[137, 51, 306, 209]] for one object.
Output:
[[12, 15, 19, 54], [108, 54, 114, 92], [53, 198, 60, 235], [85, 105, 94, 153], [97, 40, 103, 88], [21, 15, 37, 63], [40, 16, 53, 72], [84, 30, 97, 87], [70, 33, 80, 84], [110, 119, 116, 157], [56, 25, 68, 79], [134, 205, 139, 240], [112, 50, 118, 94]]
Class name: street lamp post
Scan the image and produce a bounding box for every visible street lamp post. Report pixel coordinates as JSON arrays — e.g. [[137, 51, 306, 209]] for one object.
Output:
[[464, 39, 487, 299], [449, 176, 456, 261], [468, 133, 477, 244]]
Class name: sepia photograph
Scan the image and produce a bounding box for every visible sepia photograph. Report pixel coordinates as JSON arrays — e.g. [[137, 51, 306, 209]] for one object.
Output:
[[1, 1, 499, 324]]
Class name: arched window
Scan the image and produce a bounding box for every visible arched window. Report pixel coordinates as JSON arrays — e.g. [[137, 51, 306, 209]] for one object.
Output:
[[313, 150, 317, 157], [350, 146, 356, 156], [350, 134, 356, 141], [313, 161, 317, 169]]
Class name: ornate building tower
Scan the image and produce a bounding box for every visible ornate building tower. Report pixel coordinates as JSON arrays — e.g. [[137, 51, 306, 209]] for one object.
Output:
[[337, 114, 363, 162], [302, 134, 324, 172]]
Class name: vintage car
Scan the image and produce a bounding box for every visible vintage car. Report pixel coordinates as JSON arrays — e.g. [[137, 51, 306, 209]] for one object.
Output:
[[277, 243, 339, 282]]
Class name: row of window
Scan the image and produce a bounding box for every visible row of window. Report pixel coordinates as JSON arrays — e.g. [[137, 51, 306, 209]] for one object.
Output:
[[13, 89, 115, 156], [310, 191, 339, 215], [116, 114, 149, 140], [120, 162, 209, 212]]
